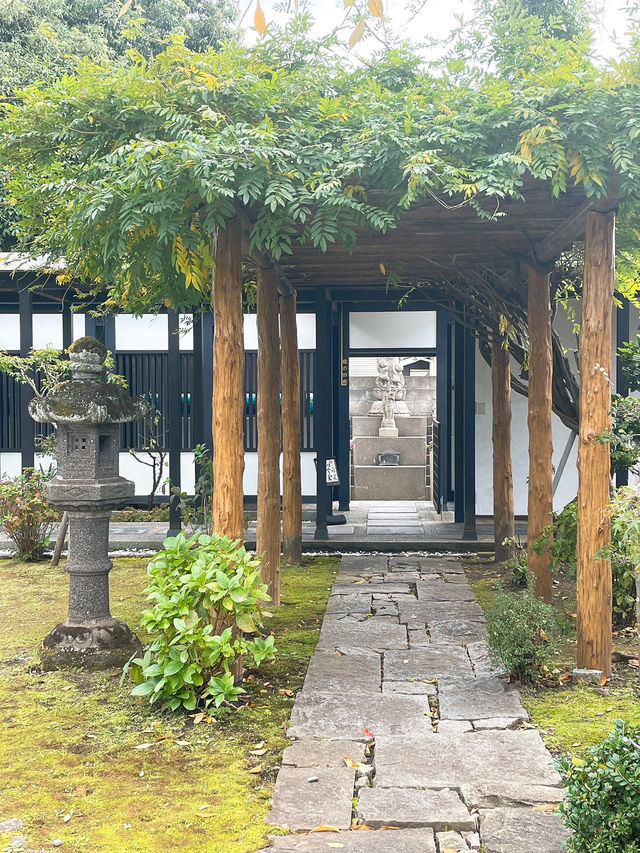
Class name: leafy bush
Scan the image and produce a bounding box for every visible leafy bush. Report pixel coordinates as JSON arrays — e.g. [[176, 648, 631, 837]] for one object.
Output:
[[128, 532, 276, 711], [502, 536, 528, 586], [485, 587, 556, 681], [557, 719, 640, 853], [0, 468, 58, 560], [171, 443, 213, 533], [550, 496, 637, 625]]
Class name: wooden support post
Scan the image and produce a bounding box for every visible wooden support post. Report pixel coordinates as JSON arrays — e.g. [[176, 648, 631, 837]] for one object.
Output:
[[436, 311, 450, 512], [491, 339, 515, 562], [336, 306, 350, 512], [281, 290, 302, 565], [577, 210, 615, 677], [454, 321, 464, 524], [212, 219, 245, 541], [527, 267, 554, 602], [256, 266, 282, 605]]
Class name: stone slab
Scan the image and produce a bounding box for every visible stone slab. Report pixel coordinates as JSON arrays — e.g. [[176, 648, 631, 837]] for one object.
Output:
[[479, 807, 570, 853], [416, 581, 477, 602], [269, 828, 437, 851], [339, 555, 389, 572], [383, 647, 473, 681], [465, 641, 503, 677], [331, 582, 412, 595], [325, 594, 373, 614], [282, 739, 367, 768], [302, 651, 382, 695], [398, 601, 486, 624], [366, 527, 426, 535], [374, 731, 560, 791], [266, 767, 356, 831], [461, 783, 565, 809], [316, 619, 408, 653], [356, 787, 475, 831], [287, 692, 433, 740], [436, 830, 472, 852], [436, 720, 474, 735], [472, 717, 521, 731], [428, 620, 487, 645], [382, 680, 434, 695], [437, 677, 527, 721]]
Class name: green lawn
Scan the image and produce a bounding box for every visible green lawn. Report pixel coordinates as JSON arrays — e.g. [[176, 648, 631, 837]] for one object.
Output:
[[0, 553, 338, 853], [465, 558, 640, 756]]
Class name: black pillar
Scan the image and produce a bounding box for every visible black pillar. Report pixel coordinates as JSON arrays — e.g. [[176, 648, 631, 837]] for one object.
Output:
[[446, 320, 454, 505], [436, 310, 450, 512], [616, 298, 631, 488], [314, 288, 332, 539], [454, 321, 464, 523], [19, 288, 34, 469], [336, 305, 350, 511], [62, 304, 73, 350], [462, 327, 477, 540], [167, 311, 182, 534]]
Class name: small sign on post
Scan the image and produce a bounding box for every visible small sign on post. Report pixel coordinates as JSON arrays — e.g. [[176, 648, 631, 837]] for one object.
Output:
[[325, 457, 340, 486]]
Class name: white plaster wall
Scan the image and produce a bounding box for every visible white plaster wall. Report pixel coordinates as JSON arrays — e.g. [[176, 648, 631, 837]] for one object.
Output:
[[0, 316, 20, 350], [244, 313, 316, 351], [243, 451, 317, 496], [350, 311, 436, 350], [0, 453, 22, 478], [32, 314, 63, 349]]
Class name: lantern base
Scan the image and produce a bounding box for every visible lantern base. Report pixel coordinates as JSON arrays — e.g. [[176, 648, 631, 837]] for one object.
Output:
[[40, 618, 141, 671]]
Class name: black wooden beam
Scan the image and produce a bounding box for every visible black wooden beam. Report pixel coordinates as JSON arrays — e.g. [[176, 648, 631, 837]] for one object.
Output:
[[454, 320, 464, 524], [19, 288, 34, 469], [314, 288, 333, 539], [336, 305, 350, 512], [167, 311, 182, 535], [616, 297, 631, 488], [462, 327, 477, 540], [436, 310, 450, 512]]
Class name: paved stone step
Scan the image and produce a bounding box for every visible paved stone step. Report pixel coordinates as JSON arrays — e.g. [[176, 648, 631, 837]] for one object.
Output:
[[281, 739, 367, 768], [316, 618, 408, 653], [356, 787, 476, 831], [266, 766, 355, 831], [373, 731, 561, 794], [383, 647, 473, 681], [302, 651, 382, 694], [437, 676, 527, 721], [479, 807, 570, 853], [287, 692, 433, 740], [269, 828, 437, 851]]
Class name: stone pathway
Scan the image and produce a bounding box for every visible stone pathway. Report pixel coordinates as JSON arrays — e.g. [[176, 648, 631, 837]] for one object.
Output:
[[265, 554, 570, 852], [366, 502, 424, 537]]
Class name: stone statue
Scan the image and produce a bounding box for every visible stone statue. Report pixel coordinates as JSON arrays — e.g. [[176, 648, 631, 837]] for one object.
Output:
[[368, 356, 410, 417]]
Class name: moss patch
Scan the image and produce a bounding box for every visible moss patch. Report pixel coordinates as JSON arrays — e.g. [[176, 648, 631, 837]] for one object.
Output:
[[0, 554, 338, 852]]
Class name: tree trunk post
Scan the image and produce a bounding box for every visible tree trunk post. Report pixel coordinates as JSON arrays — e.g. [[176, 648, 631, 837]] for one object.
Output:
[[256, 265, 282, 605], [280, 290, 303, 565], [577, 210, 615, 677], [491, 339, 515, 562], [212, 219, 245, 541], [526, 267, 554, 602]]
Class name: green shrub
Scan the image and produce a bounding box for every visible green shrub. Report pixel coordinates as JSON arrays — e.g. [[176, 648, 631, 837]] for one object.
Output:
[[485, 587, 556, 681], [128, 532, 276, 711], [557, 719, 640, 853], [502, 536, 528, 586], [0, 467, 58, 560], [550, 496, 638, 625]]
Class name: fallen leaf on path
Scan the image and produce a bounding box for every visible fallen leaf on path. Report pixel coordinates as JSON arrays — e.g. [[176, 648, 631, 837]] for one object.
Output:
[[533, 804, 557, 812], [309, 825, 340, 833], [191, 712, 206, 725], [134, 743, 154, 750], [363, 728, 375, 739], [628, 659, 639, 667], [278, 689, 294, 696], [174, 740, 191, 746], [250, 748, 268, 756], [247, 764, 262, 774]]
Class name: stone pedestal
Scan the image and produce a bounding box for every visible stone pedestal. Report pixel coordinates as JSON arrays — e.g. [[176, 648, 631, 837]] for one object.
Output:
[[378, 426, 399, 438], [29, 336, 148, 671]]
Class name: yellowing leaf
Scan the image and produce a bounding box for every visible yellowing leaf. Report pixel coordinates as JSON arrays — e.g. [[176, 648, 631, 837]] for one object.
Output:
[[248, 764, 263, 774], [349, 17, 366, 49], [379, 262, 386, 275], [368, 0, 384, 16], [309, 825, 340, 832], [254, 0, 266, 35], [116, 0, 133, 21]]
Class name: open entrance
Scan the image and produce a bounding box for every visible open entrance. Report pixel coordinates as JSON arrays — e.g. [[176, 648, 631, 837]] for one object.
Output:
[[349, 355, 436, 502]]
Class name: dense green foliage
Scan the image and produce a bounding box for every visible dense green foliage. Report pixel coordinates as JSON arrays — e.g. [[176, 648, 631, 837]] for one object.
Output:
[[558, 720, 640, 852], [0, 468, 58, 560], [485, 587, 557, 680], [2, 5, 640, 312], [129, 532, 275, 711], [0, 0, 236, 96]]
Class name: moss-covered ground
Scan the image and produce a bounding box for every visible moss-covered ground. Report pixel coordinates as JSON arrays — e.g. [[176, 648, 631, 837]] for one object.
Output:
[[0, 553, 339, 852], [465, 556, 640, 756]]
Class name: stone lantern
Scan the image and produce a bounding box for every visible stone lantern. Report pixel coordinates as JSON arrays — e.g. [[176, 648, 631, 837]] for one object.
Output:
[[29, 336, 150, 670]]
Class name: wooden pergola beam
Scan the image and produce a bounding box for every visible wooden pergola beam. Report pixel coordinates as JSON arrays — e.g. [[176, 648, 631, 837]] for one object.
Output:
[[577, 210, 615, 677]]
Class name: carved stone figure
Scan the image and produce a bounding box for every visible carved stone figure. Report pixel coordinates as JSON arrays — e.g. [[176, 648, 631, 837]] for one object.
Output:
[[368, 356, 410, 417]]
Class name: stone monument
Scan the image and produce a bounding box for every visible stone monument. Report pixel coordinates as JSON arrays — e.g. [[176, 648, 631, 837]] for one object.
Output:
[[368, 357, 410, 418], [29, 336, 149, 670]]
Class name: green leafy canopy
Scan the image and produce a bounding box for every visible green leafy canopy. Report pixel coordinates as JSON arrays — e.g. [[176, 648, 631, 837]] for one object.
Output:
[[2, 5, 640, 312]]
